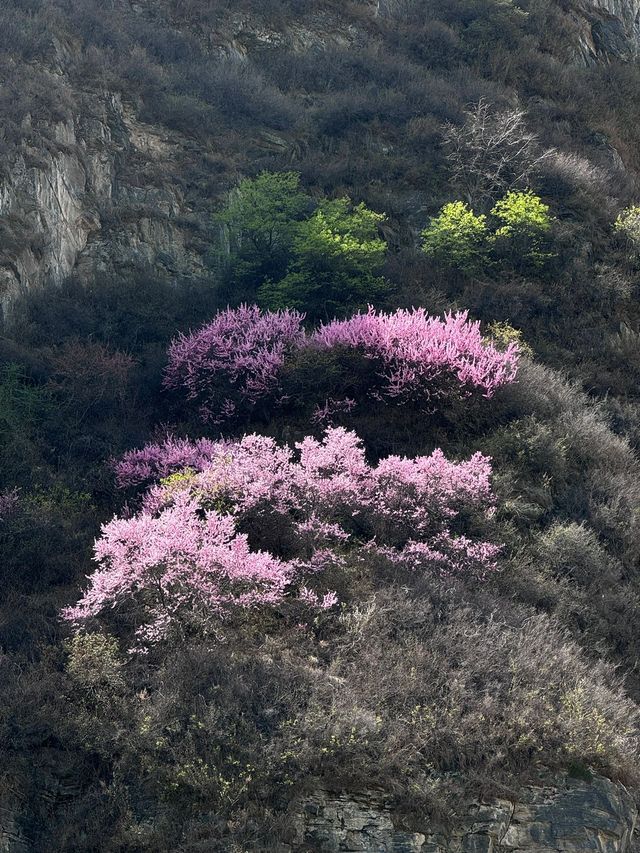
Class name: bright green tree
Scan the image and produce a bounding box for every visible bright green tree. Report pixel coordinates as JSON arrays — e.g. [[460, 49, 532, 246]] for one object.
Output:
[[215, 171, 311, 297], [421, 201, 489, 273], [259, 198, 389, 319], [491, 190, 552, 238], [422, 192, 555, 274], [490, 190, 554, 268]]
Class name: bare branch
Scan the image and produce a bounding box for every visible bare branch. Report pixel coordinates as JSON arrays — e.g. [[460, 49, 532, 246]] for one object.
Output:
[[443, 100, 553, 208]]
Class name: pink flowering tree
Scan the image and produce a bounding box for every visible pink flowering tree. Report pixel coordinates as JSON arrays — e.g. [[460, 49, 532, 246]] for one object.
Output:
[[0, 488, 19, 521], [67, 304, 514, 650], [63, 494, 299, 652], [163, 305, 518, 427], [115, 436, 221, 488], [309, 307, 519, 413], [164, 305, 305, 424], [65, 429, 500, 651]]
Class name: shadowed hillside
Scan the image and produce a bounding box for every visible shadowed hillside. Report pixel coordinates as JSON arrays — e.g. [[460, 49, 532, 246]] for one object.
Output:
[[2, 0, 640, 850]]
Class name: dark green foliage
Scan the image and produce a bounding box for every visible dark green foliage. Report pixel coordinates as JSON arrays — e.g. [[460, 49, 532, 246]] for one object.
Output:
[[217, 172, 390, 319], [214, 171, 311, 300], [258, 198, 388, 318], [0, 364, 50, 487]]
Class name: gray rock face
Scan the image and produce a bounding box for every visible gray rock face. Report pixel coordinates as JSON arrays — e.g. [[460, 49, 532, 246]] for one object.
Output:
[[375, 0, 640, 63], [0, 88, 203, 314], [286, 775, 637, 852], [1, 774, 635, 852], [571, 0, 640, 62]]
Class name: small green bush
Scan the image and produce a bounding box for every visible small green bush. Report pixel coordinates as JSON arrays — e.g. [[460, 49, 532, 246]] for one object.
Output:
[[491, 190, 555, 268], [66, 633, 125, 694], [486, 320, 534, 358], [421, 201, 489, 273], [491, 190, 552, 237], [613, 205, 640, 255]]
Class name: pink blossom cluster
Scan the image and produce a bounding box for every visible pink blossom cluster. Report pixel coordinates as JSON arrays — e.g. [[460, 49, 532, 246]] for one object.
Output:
[[164, 305, 518, 425], [311, 307, 519, 402], [63, 493, 298, 652], [65, 429, 499, 650], [115, 436, 221, 488], [0, 488, 19, 521], [164, 305, 305, 424]]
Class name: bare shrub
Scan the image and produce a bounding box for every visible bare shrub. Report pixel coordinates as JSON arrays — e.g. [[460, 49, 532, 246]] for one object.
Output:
[[540, 150, 616, 208], [44, 339, 135, 416], [282, 585, 640, 804], [443, 100, 553, 208], [498, 360, 586, 421]]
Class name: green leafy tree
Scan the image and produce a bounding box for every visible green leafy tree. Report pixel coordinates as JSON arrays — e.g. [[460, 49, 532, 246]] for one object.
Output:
[[259, 198, 389, 319], [491, 190, 552, 237], [215, 171, 311, 296], [216, 172, 390, 320], [490, 190, 554, 268], [421, 201, 489, 273], [422, 192, 555, 275]]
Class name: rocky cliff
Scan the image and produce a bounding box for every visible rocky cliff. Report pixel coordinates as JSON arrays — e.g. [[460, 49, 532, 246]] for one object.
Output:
[[286, 775, 637, 853], [2, 773, 635, 852], [0, 86, 203, 314], [0, 3, 363, 315], [571, 0, 640, 61]]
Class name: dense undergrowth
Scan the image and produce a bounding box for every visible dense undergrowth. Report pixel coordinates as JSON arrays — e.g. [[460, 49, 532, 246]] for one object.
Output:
[[2, 0, 640, 850]]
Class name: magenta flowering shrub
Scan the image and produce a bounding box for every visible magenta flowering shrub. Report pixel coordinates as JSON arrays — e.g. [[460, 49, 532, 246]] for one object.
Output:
[[164, 304, 305, 424], [311, 307, 519, 404], [164, 305, 519, 427], [65, 429, 499, 651], [63, 493, 297, 652], [115, 436, 221, 488], [68, 303, 512, 651], [0, 488, 20, 521]]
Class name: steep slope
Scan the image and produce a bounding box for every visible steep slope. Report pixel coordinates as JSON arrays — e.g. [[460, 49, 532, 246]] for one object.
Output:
[[575, 0, 640, 60], [1, 0, 640, 307], [2, 1, 640, 851]]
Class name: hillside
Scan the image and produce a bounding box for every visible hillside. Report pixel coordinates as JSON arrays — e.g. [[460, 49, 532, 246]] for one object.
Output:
[[2, 0, 640, 850]]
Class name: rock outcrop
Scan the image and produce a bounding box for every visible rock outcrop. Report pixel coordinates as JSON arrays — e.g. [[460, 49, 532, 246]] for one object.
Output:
[[2, 773, 635, 852], [286, 774, 637, 852], [0, 87, 203, 315], [570, 0, 640, 62]]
